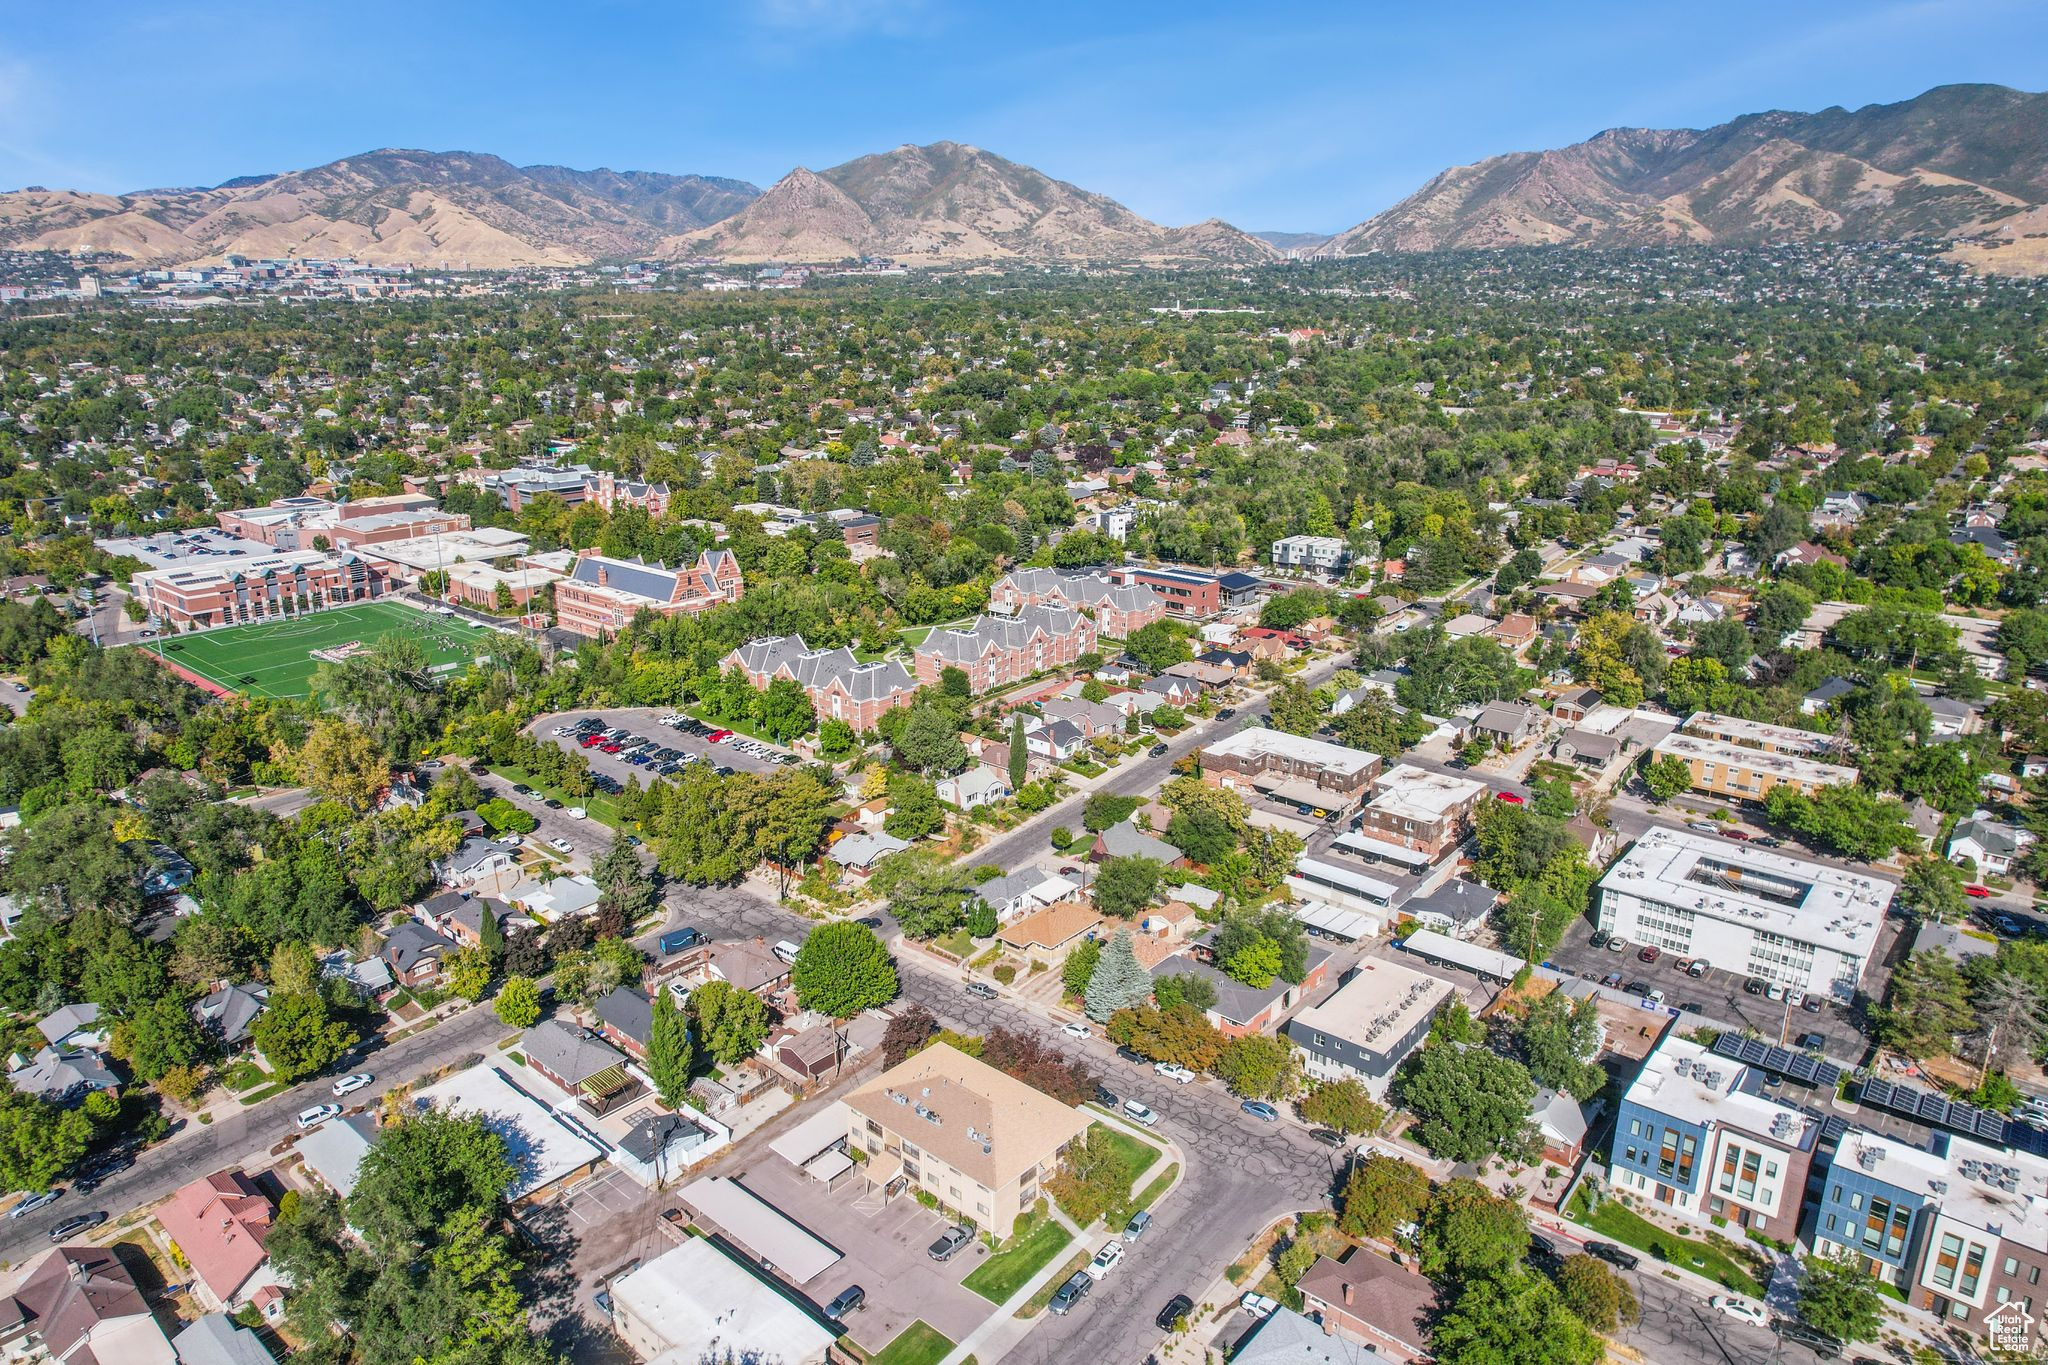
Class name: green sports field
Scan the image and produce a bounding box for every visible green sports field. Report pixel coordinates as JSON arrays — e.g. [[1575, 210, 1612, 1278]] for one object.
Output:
[[144, 601, 503, 700]]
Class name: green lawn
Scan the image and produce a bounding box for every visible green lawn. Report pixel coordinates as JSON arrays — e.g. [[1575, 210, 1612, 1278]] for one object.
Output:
[[486, 763, 622, 828], [142, 600, 503, 699], [1094, 1123, 1164, 1184], [1020, 1249, 1093, 1318], [1566, 1188, 1765, 1295], [868, 1320, 954, 1365], [962, 1213, 1072, 1303], [1130, 1162, 1179, 1214]]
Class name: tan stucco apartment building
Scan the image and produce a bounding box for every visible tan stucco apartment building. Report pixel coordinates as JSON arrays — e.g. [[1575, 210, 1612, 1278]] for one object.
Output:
[[845, 1041, 1090, 1238]]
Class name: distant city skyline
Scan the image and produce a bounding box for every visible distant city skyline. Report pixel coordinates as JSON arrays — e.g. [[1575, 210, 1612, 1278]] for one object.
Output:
[[3, 0, 2044, 231]]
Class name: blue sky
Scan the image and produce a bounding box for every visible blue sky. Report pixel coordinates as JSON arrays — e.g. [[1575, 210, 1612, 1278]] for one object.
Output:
[[3, 0, 2044, 231]]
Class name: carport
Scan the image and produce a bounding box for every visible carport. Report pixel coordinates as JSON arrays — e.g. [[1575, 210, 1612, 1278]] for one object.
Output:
[[769, 1100, 855, 1183], [1291, 900, 1381, 942], [678, 1175, 843, 1284]]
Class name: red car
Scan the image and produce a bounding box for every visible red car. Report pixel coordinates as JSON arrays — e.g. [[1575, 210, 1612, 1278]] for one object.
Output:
[[706, 729, 734, 743], [1964, 884, 1994, 899], [1719, 829, 1750, 841], [1638, 945, 1662, 964], [579, 734, 602, 748], [599, 741, 623, 753], [1493, 791, 1525, 805]]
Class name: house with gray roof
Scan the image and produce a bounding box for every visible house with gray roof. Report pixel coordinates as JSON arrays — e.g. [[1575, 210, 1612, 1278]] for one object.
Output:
[[1091, 820, 1183, 867], [525, 1019, 630, 1094], [974, 868, 1078, 923], [437, 836, 515, 888], [35, 1004, 104, 1052], [195, 983, 269, 1048], [987, 567, 1165, 637], [1949, 816, 2034, 878], [554, 548, 743, 639], [591, 986, 654, 1059], [172, 1311, 275, 1365], [382, 921, 456, 986], [1402, 878, 1497, 939], [1472, 700, 1545, 748], [7, 1044, 117, 1105], [724, 634, 918, 731]]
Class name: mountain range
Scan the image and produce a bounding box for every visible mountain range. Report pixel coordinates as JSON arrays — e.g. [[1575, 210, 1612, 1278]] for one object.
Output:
[[2, 83, 2043, 273]]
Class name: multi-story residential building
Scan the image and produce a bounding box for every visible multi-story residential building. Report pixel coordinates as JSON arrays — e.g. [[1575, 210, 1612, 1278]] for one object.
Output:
[[822, 508, 882, 549], [1107, 565, 1223, 618], [1270, 534, 1350, 572], [1610, 1035, 1819, 1242], [553, 549, 743, 639], [1596, 826, 1892, 1000], [1649, 730, 1859, 802], [1680, 711, 1842, 759], [1815, 1127, 2048, 1349], [1200, 729, 1383, 815], [1283, 958, 1452, 1100], [463, 462, 594, 512], [131, 549, 390, 630], [912, 607, 1097, 692], [844, 1041, 1090, 1238], [1351, 764, 1487, 865], [724, 634, 918, 732], [987, 567, 1165, 638], [584, 470, 671, 519]]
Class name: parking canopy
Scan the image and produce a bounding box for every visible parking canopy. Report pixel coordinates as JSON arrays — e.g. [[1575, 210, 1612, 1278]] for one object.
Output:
[[768, 1100, 850, 1171], [678, 1176, 843, 1284]]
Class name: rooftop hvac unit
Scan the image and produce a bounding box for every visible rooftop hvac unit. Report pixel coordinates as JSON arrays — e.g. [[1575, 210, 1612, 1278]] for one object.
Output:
[[1929, 1179, 1948, 1196]]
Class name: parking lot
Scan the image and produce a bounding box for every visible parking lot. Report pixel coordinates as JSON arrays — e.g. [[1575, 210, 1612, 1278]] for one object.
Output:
[[734, 1155, 1000, 1354], [450, 763, 603, 874], [529, 707, 794, 788], [1546, 914, 1893, 1064]]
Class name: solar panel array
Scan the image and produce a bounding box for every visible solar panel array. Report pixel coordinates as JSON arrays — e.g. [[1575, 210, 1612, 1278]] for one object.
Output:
[[1710, 1032, 1845, 1090], [1858, 1076, 2011, 1143]]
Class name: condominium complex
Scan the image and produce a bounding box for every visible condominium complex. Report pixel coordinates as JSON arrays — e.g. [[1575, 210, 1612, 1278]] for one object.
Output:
[[1611, 1034, 1820, 1242], [843, 1041, 1089, 1238], [987, 567, 1166, 638], [1649, 730, 1859, 802], [1199, 729, 1384, 814], [1680, 711, 1843, 759], [1270, 534, 1350, 572], [552, 549, 743, 639], [724, 635, 918, 731], [1350, 764, 1487, 865], [1283, 958, 1453, 1099], [911, 606, 1098, 692], [1596, 825, 1893, 1000]]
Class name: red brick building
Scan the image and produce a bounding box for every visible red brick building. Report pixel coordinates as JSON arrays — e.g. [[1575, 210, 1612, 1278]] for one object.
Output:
[[911, 607, 1097, 693], [131, 550, 391, 630], [987, 568, 1165, 638], [724, 635, 918, 732], [554, 549, 743, 639]]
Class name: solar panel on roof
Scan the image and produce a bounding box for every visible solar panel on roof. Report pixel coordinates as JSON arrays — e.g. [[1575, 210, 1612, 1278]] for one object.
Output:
[[1820, 1116, 1849, 1142]]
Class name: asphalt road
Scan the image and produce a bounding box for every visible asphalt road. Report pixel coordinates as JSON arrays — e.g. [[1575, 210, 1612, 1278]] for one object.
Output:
[[0, 1000, 512, 1269]]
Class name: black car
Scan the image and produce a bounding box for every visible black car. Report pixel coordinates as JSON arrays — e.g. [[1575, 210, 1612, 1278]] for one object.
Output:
[[1623, 979, 1648, 996], [1156, 1293, 1194, 1331], [1149, 743, 1170, 757], [1116, 1045, 1146, 1064], [1743, 977, 1768, 995], [543, 798, 563, 809], [927, 1225, 973, 1261], [1796, 1032, 1827, 1051], [1309, 1128, 1346, 1148], [1527, 1234, 1562, 1268], [1589, 930, 1610, 949], [824, 1284, 866, 1320], [1216, 707, 1236, 720], [1095, 1084, 1120, 1108], [1772, 1320, 1842, 1359], [855, 916, 884, 930], [1584, 1241, 1639, 1271]]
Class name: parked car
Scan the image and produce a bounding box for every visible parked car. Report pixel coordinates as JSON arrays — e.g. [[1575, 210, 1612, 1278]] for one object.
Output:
[[824, 1285, 866, 1321], [1600, 971, 1623, 988], [9, 1190, 60, 1219], [1216, 707, 1236, 720], [1153, 1061, 1196, 1084], [1772, 1319, 1842, 1359], [1049, 1271, 1094, 1315], [1719, 828, 1750, 841], [1122, 1099, 1158, 1126], [1744, 976, 1768, 995], [1623, 980, 1648, 995], [1710, 1295, 1768, 1326], [706, 729, 734, 743], [1964, 884, 1994, 898], [1123, 1210, 1154, 1240], [1149, 743, 1170, 757], [1156, 1293, 1194, 1331], [1685, 959, 1709, 978], [1687, 821, 1719, 834], [1085, 1240, 1125, 1280], [44, 1209, 105, 1242], [927, 1225, 974, 1262], [1589, 930, 1609, 949], [965, 981, 999, 1000], [296, 1104, 342, 1130], [1309, 1128, 1346, 1148], [1493, 790, 1525, 805], [1584, 1241, 1639, 1270], [1606, 936, 1628, 952], [1527, 1234, 1561, 1268], [1095, 1085, 1120, 1109], [1240, 1292, 1280, 1320], [1796, 1032, 1827, 1052], [547, 837, 573, 854], [1115, 1045, 1147, 1064], [331, 1072, 373, 1097], [1240, 1100, 1279, 1122], [1637, 945, 1661, 964], [1062, 1021, 1091, 1039]]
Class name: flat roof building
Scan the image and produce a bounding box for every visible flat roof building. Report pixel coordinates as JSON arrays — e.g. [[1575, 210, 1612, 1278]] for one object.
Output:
[[411, 1065, 605, 1202], [608, 1236, 835, 1365], [1680, 711, 1842, 759], [1354, 764, 1487, 862], [1284, 958, 1453, 1100], [1597, 825, 1893, 1001], [1201, 729, 1383, 814], [1650, 730, 1859, 802], [358, 527, 532, 578]]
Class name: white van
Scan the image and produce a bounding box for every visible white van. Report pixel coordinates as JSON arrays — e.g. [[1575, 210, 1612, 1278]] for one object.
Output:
[[773, 939, 803, 965]]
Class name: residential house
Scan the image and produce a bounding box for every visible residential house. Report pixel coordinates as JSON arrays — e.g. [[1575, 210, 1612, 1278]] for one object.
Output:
[[974, 868, 1079, 923], [1170, 936, 1332, 1038], [437, 836, 515, 888], [1472, 700, 1544, 749], [1023, 716, 1089, 763], [1953, 524, 2018, 566], [1494, 612, 1538, 650], [34, 1005, 104, 1053], [776, 1025, 842, 1082], [1296, 1251, 1438, 1363], [154, 1172, 276, 1311], [1926, 696, 1986, 739], [295, 1116, 374, 1197], [704, 938, 792, 997], [1552, 687, 1602, 725], [1230, 1308, 1380, 1365], [6, 1045, 116, 1106], [523, 1019, 638, 1115], [1162, 659, 1237, 689], [552, 549, 744, 639], [0, 1245, 175, 1364], [844, 1041, 1091, 1238], [996, 902, 1103, 966], [1801, 677, 1855, 716], [1041, 696, 1123, 739], [508, 874, 601, 921], [590, 986, 653, 1061], [1402, 878, 1497, 939], [723, 634, 918, 732], [1533, 1088, 1592, 1165], [937, 765, 1010, 810], [1813, 491, 1871, 529], [1776, 541, 1846, 571], [1140, 675, 1202, 708], [913, 607, 1098, 693], [382, 921, 456, 987], [1555, 727, 1624, 768], [1091, 819, 1184, 868], [1949, 816, 2034, 878], [828, 831, 912, 878], [172, 1313, 277, 1365], [195, 983, 268, 1049]]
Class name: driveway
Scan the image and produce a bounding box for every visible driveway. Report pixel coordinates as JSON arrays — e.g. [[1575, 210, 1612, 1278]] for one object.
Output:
[[460, 766, 606, 875]]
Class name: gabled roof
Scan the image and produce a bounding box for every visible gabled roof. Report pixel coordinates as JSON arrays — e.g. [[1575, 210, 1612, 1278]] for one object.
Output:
[[383, 920, 456, 971], [1095, 819, 1181, 864], [155, 1171, 274, 1303], [10, 1245, 154, 1359], [523, 1019, 628, 1087], [36, 1002, 100, 1046], [592, 986, 654, 1046]]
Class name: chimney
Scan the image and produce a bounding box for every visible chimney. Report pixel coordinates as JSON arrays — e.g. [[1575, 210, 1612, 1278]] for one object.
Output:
[[1341, 1281, 1353, 1307]]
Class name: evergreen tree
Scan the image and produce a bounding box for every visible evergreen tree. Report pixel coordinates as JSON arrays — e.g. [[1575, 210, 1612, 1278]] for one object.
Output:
[[1008, 714, 1027, 791], [478, 901, 505, 963], [649, 985, 694, 1108], [1084, 930, 1153, 1023], [593, 830, 657, 928]]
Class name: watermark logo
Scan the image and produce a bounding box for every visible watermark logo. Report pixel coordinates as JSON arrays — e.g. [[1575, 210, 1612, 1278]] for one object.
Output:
[[1988, 1300, 2036, 1355]]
